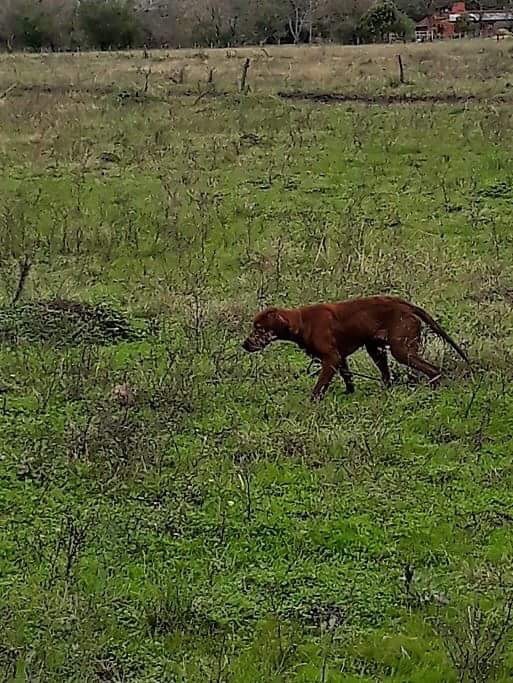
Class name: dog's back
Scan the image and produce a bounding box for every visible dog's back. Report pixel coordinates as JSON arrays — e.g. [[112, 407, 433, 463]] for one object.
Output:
[[298, 296, 410, 337]]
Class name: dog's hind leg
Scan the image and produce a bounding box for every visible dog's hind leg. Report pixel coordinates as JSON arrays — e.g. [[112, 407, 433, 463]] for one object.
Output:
[[365, 342, 391, 387], [339, 358, 355, 394], [389, 316, 441, 385]]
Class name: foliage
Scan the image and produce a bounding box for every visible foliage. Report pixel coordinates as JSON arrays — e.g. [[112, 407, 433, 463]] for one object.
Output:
[[394, 10, 415, 39], [77, 0, 140, 49], [395, 0, 448, 22], [14, 7, 54, 49], [0, 0, 420, 49], [455, 14, 476, 35], [247, 0, 290, 43], [357, 0, 405, 41], [2, 0, 73, 50]]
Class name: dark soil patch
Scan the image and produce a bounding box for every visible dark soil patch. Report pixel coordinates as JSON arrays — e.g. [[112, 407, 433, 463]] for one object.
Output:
[[7, 83, 118, 97], [7, 83, 510, 107], [276, 91, 497, 105]]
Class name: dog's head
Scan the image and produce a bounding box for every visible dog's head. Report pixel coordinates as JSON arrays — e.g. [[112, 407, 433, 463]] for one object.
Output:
[[242, 308, 290, 353]]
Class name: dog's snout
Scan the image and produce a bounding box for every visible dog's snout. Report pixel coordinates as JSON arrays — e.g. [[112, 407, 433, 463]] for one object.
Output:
[[243, 336, 260, 352]]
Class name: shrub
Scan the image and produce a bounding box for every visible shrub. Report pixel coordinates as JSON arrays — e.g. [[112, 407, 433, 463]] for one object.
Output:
[[77, 0, 140, 50]]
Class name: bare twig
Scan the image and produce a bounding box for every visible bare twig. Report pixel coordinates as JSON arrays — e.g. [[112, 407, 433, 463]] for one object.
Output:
[[463, 372, 485, 419], [0, 84, 16, 100], [12, 255, 32, 305], [193, 90, 208, 106]]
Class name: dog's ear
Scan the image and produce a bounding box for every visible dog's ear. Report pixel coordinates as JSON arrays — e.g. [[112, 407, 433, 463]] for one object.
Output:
[[267, 308, 289, 330]]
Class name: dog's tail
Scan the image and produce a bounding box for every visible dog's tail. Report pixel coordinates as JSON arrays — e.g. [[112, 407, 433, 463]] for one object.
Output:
[[410, 303, 470, 364]]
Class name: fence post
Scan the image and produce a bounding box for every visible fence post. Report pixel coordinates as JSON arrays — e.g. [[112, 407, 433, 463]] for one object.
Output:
[[397, 54, 405, 84], [240, 58, 251, 93]]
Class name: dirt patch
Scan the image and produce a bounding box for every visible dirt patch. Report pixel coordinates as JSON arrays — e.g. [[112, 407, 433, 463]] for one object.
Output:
[[277, 91, 507, 105], [6, 83, 186, 104], [5, 83, 117, 97], [5, 83, 510, 106]]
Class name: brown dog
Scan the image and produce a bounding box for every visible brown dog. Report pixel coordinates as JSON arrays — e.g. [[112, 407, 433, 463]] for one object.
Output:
[[243, 295, 469, 400]]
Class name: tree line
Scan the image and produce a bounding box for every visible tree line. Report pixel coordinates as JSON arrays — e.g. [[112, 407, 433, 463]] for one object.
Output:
[[0, 0, 469, 51]]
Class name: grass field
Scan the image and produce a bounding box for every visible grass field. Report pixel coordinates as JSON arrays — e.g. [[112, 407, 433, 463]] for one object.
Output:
[[2, 41, 513, 682], [3, 38, 513, 98]]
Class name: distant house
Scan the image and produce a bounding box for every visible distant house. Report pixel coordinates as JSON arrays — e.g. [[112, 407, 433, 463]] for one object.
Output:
[[415, 12, 455, 41], [415, 17, 436, 41], [415, 1, 513, 40]]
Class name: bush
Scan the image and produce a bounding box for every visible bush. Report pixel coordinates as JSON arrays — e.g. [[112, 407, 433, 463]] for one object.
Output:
[[15, 11, 53, 49], [7, 0, 67, 50], [77, 0, 140, 50]]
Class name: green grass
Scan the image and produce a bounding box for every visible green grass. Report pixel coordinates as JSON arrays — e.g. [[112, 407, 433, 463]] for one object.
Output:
[[2, 45, 513, 681]]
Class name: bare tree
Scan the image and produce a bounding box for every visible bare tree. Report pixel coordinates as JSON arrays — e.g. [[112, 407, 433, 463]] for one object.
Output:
[[288, 0, 317, 43]]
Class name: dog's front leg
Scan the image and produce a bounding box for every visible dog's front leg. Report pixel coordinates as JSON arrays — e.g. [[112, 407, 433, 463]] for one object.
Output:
[[311, 358, 337, 401]]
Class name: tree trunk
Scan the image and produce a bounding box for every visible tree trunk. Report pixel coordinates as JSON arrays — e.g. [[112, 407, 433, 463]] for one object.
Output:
[[288, 8, 301, 44]]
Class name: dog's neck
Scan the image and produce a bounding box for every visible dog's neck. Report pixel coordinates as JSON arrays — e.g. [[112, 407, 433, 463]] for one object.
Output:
[[280, 309, 302, 343]]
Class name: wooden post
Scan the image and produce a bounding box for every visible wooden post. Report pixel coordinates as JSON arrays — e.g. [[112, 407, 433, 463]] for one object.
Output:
[[240, 58, 250, 93], [397, 54, 405, 84], [143, 68, 151, 94]]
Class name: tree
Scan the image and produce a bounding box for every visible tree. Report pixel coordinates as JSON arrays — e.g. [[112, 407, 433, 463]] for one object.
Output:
[[186, 0, 238, 47], [316, 0, 373, 43], [395, 0, 447, 22], [393, 11, 414, 38], [454, 14, 475, 34], [137, 1, 177, 46], [0, 0, 75, 50], [0, 0, 23, 49], [15, 11, 53, 49], [286, 0, 321, 43], [78, 0, 140, 49], [357, 0, 403, 41], [0, 0, 418, 49], [249, 0, 289, 44], [287, 0, 307, 42]]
